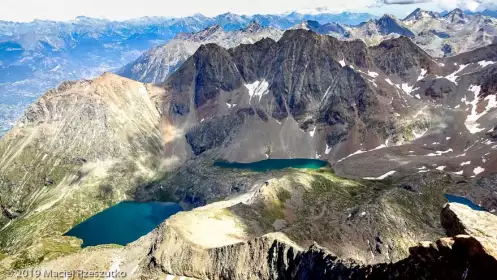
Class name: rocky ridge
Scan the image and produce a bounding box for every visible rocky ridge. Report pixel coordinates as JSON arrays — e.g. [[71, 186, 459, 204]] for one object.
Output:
[[16, 198, 497, 279]]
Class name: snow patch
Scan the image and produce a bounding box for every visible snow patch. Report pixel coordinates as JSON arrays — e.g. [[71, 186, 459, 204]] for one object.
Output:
[[473, 166, 485, 176], [417, 69, 427, 81], [401, 83, 414, 94], [325, 144, 332, 155], [246, 80, 269, 102], [460, 161, 471, 166], [453, 171, 464, 175], [363, 171, 396, 180], [309, 126, 317, 137], [465, 85, 497, 134], [339, 59, 345, 67], [426, 148, 453, 156], [436, 166, 446, 171], [478, 60, 496, 68], [368, 71, 379, 78], [385, 78, 394, 86], [446, 64, 468, 84]]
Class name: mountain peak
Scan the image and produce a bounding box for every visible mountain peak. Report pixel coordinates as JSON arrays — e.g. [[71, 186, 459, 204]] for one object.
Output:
[[289, 20, 349, 38], [175, 24, 224, 41], [74, 16, 108, 24], [380, 14, 398, 20], [444, 8, 466, 23], [449, 8, 464, 15], [290, 20, 320, 31], [375, 14, 415, 37], [216, 12, 244, 21], [242, 21, 263, 33], [403, 8, 440, 22]]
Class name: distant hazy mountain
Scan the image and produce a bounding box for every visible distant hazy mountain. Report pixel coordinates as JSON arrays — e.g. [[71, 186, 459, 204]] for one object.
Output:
[[290, 20, 350, 38], [298, 9, 497, 58], [403, 8, 497, 57]]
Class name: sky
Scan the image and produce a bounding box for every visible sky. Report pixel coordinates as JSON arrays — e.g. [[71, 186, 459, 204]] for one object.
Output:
[[1, 0, 496, 22]]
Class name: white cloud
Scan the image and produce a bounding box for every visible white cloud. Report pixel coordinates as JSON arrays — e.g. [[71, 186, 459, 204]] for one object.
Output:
[[0, 0, 495, 22], [0, 0, 378, 22], [412, 0, 497, 11]]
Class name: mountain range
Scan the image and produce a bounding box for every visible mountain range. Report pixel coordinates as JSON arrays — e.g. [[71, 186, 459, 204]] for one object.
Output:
[[0, 20, 497, 276], [0, 11, 376, 136], [1, 8, 497, 136]]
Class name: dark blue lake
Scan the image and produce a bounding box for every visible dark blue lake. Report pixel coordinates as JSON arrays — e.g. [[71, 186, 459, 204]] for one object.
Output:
[[214, 159, 328, 172], [65, 201, 182, 247], [445, 194, 485, 211]]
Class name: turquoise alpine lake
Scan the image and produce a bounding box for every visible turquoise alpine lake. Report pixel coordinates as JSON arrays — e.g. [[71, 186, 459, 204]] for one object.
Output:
[[64, 201, 182, 247], [214, 158, 328, 172], [444, 194, 485, 211]]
